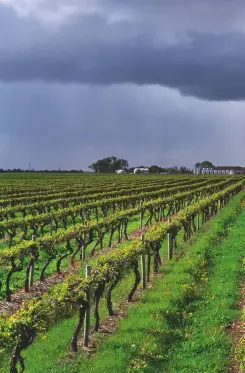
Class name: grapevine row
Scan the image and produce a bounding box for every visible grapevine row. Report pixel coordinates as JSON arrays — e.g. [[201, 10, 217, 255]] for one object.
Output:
[[0, 181, 243, 373]]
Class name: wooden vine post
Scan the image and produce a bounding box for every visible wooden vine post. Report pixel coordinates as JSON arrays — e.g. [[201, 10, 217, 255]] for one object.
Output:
[[202, 210, 205, 225], [197, 213, 200, 230], [82, 221, 88, 262], [29, 235, 36, 288], [139, 200, 143, 231], [81, 232, 86, 262], [141, 234, 146, 290], [84, 265, 92, 347], [167, 219, 173, 260]]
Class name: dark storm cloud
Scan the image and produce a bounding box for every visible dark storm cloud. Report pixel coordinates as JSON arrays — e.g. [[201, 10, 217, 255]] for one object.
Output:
[[1, 1, 245, 100], [1, 29, 245, 101], [1, 0, 245, 170]]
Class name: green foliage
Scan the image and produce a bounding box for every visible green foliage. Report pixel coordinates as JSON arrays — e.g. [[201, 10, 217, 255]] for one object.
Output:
[[88, 156, 129, 173], [195, 160, 215, 168], [0, 181, 244, 367], [31, 191, 244, 373], [0, 173, 245, 373]]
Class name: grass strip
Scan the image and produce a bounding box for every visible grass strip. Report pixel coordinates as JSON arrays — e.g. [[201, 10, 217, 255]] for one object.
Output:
[[145, 196, 245, 373]]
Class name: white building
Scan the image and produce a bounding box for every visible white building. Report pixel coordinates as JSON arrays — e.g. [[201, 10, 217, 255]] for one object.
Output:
[[195, 166, 245, 175], [134, 167, 149, 174], [115, 169, 126, 174]]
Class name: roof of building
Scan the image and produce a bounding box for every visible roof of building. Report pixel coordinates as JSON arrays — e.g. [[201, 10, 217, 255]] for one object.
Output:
[[215, 166, 243, 170]]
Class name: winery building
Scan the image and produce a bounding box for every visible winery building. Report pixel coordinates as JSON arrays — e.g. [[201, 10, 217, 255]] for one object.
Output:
[[195, 166, 245, 175]]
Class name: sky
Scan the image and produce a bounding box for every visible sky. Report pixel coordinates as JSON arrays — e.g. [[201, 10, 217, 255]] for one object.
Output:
[[0, 0, 245, 170]]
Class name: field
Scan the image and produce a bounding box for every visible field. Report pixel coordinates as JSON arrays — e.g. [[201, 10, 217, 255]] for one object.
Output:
[[1, 173, 245, 373]]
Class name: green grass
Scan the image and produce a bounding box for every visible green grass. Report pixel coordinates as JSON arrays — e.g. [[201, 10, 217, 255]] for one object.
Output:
[[2, 193, 243, 373], [145, 199, 245, 373], [236, 304, 245, 371]]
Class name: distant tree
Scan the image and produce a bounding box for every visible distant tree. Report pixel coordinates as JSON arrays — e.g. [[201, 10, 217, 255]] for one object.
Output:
[[168, 166, 179, 174], [179, 166, 192, 174], [88, 156, 129, 173], [149, 165, 164, 174], [131, 164, 193, 174], [196, 161, 215, 169], [127, 167, 134, 174]]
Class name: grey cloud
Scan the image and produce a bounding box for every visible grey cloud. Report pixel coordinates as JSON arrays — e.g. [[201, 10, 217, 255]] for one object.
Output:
[[0, 5, 45, 48], [1, 2, 245, 100], [1, 27, 245, 100], [5, 0, 245, 32]]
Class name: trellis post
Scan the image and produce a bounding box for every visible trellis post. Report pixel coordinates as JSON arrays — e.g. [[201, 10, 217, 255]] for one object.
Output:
[[29, 235, 36, 287], [84, 265, 92, 347], [141, 234, 146, 290], [139, 200, 143, 231], [168, 219, 173, 260]]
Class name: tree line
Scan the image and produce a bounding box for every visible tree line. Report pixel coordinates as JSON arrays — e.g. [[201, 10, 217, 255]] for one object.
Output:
[[0, 158, 214, 174], [89, 156, 193, 174], [0, 169, 84, 173]]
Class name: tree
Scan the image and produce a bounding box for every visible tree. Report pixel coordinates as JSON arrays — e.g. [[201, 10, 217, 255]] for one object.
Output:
[[149, 165, 165, 174], [195, 161, 215, 169], [88, 157, 129, 173], [179, 166, 192, 174]]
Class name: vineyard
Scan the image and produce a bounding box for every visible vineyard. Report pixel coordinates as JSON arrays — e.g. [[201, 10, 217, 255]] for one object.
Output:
[[0, 173, 245, 373]]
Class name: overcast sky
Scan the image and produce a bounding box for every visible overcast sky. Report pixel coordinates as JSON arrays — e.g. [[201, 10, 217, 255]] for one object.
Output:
[[0, 0, 245, 170]]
